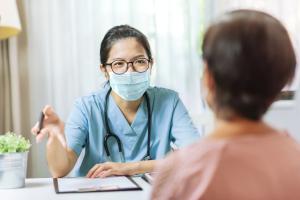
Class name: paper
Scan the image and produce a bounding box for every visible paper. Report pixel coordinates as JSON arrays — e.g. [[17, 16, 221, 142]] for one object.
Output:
[[55, 176, 140, 192]]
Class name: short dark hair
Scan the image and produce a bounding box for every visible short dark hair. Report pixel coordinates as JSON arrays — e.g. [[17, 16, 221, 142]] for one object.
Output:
[[202, 9, 296, 120], [100, 25, 152, 64]]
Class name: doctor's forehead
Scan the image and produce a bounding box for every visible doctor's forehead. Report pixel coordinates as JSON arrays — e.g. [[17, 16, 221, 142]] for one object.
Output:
[[107, 38, 147, 61]]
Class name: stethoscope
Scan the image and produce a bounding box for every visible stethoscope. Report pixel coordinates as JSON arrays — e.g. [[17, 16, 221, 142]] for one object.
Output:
[[103, 87, 152, 162]]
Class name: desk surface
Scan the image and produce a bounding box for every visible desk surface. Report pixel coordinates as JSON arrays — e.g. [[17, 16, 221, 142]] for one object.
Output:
[[0, 177, 151, 200]]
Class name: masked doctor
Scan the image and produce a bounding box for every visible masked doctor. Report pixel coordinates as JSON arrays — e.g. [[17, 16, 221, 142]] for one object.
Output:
[[31, 25, 200, 178]]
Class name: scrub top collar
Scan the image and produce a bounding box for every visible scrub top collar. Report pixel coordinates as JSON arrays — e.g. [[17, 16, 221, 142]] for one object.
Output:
[[106, 92, 148, 137]]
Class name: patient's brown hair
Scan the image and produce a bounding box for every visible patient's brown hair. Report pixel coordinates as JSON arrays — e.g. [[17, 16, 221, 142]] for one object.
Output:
[[202, 9, 296, 120]]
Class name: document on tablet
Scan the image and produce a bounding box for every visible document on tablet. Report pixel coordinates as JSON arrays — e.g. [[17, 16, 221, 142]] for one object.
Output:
[[53, 176, 142, 193]]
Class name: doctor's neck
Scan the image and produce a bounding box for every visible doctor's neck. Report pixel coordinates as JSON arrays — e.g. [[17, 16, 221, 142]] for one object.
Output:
[[111, 91, 142, 113]]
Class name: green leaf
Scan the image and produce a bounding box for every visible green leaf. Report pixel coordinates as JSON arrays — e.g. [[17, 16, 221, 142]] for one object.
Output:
[[0, 132, 31, 153]]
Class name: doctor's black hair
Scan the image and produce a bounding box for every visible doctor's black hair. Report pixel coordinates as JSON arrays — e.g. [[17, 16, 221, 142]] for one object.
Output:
[[202, 9, 296, 120], [100, 25, 152, 64]]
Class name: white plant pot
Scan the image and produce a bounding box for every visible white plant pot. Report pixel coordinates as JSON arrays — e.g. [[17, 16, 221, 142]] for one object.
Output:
[[0, 151, 28, 189]]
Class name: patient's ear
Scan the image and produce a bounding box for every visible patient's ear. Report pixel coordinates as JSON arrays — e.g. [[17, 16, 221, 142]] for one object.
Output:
[[100, 64, 109, 79], [202, 62, 216, 109], [203, 62, 215, 93]]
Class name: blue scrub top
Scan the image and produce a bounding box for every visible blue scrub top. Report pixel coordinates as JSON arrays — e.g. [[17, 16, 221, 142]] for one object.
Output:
[[65, 83, 200, 176]]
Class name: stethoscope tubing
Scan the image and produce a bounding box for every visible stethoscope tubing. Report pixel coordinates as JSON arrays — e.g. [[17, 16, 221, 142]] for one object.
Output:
[[103, 87, 152, 161]]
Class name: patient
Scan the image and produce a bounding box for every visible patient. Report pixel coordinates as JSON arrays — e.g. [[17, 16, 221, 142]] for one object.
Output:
[[151, 9, 300, 200]]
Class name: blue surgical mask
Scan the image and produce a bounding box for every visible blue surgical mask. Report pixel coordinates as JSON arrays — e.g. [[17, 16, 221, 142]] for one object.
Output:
[[109, 70, 150, 101]]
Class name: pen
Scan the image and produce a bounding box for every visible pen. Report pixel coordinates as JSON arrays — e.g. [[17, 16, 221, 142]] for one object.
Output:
[[170, 142, 178, 151], [142, 173, 154, 184], [37, 111, 44, 134]]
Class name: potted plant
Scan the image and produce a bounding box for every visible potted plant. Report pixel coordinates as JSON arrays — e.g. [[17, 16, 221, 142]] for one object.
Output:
[[0, 132, 31, 189]]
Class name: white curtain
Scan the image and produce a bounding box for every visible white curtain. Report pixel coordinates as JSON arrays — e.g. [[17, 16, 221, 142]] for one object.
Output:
[[0, 38, 23, 135], [152, 0, 204, 113], [11, 0, 204, 177], [0, 40, 12, 132]]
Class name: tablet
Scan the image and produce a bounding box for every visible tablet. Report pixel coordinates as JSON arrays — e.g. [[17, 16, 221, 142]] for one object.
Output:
[[53, 176, 142, 194]]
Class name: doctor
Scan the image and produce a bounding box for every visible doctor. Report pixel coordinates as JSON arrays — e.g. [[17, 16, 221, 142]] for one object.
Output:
[[32, 25, 200, 178]]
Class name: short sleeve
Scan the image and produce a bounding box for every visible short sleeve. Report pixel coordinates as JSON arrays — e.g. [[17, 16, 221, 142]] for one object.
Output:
[[170, 95, 200, 148], [65, 99, 89, 156]]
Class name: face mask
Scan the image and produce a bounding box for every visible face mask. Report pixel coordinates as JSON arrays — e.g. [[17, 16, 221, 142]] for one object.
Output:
[[109, 70, 150, 101]]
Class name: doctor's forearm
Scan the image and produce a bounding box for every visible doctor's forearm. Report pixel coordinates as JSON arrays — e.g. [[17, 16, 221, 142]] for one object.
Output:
[[129, 160, 157, 175], [46, 136, 76, 178]]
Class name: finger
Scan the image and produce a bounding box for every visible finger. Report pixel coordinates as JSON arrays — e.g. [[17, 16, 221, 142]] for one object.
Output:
[[31, 122, 40, 135], [36, 128, 49, 143], [91, 165, 107, 178], [43, 105, 59, 123], [86, 164, 100, 178], [98, 169, 113, 178], [43, 105, 54, 116], [91, 163, 113, 178], [96, 171, 107, 178]]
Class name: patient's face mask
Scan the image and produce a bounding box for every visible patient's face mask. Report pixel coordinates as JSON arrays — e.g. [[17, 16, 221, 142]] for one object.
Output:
[[109, 70, 150, 101]]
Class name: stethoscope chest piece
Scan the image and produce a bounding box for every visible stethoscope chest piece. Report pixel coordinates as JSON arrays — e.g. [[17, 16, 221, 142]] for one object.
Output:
[[104, 133, 125, 162]]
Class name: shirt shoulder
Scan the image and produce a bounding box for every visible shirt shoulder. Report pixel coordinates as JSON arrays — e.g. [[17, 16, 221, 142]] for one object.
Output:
[[152, 139, 227, 199], [147, 86, 180, 107], [147, 86, 178, 97], [174, 139, 227, 173], [73, 83, 110, 112]]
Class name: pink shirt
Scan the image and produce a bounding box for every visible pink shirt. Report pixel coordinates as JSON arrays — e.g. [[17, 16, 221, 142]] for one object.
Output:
[[151, 132, 300, 200]]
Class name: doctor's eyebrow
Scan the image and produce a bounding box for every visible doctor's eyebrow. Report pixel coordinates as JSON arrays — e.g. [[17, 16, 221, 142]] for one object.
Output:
[[110, 55, 148, 62]]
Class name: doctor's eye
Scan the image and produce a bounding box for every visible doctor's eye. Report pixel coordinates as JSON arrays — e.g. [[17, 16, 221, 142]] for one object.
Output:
[[134, 58, 149, 66], [112, 61, 126, 68]]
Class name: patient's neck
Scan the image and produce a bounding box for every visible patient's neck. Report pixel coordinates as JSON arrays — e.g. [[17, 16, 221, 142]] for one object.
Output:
[[208, 116, 277, 139]]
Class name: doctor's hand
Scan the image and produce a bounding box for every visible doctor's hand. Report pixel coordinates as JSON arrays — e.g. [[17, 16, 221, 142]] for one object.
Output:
[[86, 162, 140, 178], [86, 160, 156, 178], [31, 106, 77, 178], [31, 105, 66, 146]]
